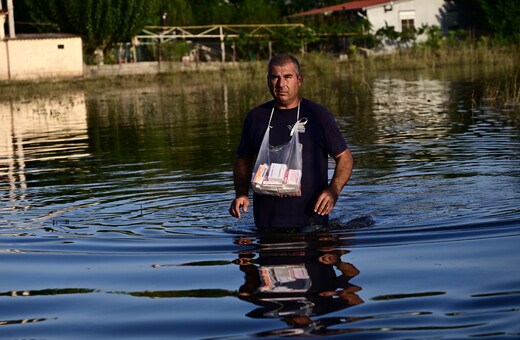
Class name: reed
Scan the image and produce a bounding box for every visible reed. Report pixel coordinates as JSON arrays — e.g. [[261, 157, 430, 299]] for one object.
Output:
[[477, 70, 520, 122], [338, 43, 520, 73]]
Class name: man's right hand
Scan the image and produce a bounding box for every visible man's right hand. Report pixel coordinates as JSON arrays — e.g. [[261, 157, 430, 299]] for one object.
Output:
[[229, 195, 250, 219]]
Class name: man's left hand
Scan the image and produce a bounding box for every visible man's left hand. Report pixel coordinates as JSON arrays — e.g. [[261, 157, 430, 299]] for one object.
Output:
[[314, 187, 340, 216], [314, 149, 353, 216]]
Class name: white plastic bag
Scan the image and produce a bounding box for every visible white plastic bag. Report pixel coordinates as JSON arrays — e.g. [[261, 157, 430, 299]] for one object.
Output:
[[251, 103, 306, 197]]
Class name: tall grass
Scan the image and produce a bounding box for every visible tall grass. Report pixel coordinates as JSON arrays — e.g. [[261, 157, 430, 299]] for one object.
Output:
[[1, 44, 519, 105], [477, 70, 520, 124], [332, 43, 520, 74]]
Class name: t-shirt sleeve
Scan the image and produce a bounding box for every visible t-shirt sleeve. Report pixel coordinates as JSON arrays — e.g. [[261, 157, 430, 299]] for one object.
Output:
[[236, 111, 255, 157], [322, 108, 348, 158]]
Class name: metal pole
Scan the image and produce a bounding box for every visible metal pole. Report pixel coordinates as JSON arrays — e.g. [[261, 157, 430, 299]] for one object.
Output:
[[7, 0, 15, 38], [0, 12, 6, 40], [219, 26, 225, 62]]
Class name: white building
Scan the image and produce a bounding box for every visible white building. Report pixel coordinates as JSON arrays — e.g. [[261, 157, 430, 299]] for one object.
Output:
[[288, 0, 458, 33], [0, 33, 84, 81]]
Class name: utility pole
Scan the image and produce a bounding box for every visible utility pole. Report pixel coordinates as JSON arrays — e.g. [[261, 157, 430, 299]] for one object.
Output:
[[0, 1, 6, 40]]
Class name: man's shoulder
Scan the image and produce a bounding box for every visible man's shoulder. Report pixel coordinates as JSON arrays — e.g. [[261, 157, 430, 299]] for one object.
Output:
[[249, 100, 274, 114], [243, 101, 274, 128], [301, 98, 330, 113], [301, 98, 333, 120]]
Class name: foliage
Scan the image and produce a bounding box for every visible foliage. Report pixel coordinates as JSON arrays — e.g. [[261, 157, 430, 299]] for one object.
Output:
[[444, 29, 470, 47], [154, 0, 193, 26], [375, 23, 401, 42], [417, 25, 443, 50], [272, 25, 319, 54], [154, 0, 280, 26], [459, 0, 520, 43], [373, 23, 417, 51], [16, 0, 520, 62], [226, 25, 318, 61], [23, 0, 158, 54], [236, 0, 280, 24], [185, 0, 235, 25]]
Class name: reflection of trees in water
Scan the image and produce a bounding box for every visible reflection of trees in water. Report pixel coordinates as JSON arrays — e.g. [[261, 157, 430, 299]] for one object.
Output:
[[83, 78, 265, 171]]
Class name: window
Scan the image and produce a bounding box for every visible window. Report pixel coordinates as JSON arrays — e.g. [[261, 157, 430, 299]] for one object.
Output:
[[58, 44, 64, 49], [399, 10, 416, 32], [402, 19, 415, 31]]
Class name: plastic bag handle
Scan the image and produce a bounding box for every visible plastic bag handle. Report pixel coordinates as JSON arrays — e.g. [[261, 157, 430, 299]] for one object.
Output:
[[290, 117, 308, 137]]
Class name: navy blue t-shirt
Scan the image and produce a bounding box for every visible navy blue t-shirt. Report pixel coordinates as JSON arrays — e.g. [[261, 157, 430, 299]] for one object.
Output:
[[237, 98, 348, 228]]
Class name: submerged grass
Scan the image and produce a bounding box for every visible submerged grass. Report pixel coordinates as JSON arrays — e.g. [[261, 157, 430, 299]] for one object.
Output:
[[477, 70, 520, 125], [1, 45, 519, 108]]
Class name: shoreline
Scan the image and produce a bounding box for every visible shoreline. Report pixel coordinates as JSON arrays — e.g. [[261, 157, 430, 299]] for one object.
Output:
[[1, 48, 518, 102], [0, 60, 262, 100], [83, 60, 246, 78]]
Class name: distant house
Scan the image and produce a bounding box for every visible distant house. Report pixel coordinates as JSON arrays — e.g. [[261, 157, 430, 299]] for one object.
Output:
[[288, 0, 458, 34], [0, 33, 84, 81]]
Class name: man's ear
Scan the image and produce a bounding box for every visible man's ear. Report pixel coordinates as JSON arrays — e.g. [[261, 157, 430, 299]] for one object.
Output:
[[298, 74, 303, 86]]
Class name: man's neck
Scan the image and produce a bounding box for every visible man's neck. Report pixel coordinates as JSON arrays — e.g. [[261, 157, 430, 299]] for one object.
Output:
[[275, 98, 301, 110]]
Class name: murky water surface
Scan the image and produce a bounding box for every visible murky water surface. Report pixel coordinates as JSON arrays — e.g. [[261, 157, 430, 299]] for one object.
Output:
[[1, 66, 520, 339]]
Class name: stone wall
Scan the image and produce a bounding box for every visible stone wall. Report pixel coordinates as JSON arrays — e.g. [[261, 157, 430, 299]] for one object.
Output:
[[83, 61, 239, 78]]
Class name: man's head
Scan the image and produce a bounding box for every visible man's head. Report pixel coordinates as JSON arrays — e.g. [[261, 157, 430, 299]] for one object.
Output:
[[267, 54, 303, 109]]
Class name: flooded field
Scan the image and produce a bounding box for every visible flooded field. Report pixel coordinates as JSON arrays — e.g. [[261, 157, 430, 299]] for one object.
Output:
[[1, 64, 520, 339]]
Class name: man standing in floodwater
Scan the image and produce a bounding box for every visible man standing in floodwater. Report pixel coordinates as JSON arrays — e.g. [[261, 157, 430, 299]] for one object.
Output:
[[229, 53, 353, 231]]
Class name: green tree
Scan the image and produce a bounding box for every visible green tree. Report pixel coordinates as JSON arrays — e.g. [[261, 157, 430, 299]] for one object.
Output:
[[236, 0, 280, 24], [154, 0, 193, 27], [188, 0, 235, 25], [24, 0, 158, 54], [475, 0, 520, 43], [456, 0, 520, 43]]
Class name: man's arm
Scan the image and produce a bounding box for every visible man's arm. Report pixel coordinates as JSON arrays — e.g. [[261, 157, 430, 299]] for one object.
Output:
[[229, 156, 254, 219], [314, 149, 353, 216]]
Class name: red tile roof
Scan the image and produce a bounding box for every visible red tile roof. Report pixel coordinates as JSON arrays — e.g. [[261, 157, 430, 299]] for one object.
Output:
[[287, 0, 394, 18]]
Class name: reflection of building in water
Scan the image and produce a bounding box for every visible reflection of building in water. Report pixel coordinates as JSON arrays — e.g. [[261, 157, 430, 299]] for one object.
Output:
[[371, 78, 451, 139], [0, 93, 88, 205]]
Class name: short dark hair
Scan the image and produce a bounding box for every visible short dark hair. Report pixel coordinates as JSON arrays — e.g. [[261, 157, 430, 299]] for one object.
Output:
[[268, 54, 301, 76]]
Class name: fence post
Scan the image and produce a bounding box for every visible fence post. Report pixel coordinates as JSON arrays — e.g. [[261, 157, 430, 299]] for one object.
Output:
[[220, 26, 226, 62]]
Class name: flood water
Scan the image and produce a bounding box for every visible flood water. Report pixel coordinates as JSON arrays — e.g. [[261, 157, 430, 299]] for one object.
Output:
[[1, 65, 520, 339]]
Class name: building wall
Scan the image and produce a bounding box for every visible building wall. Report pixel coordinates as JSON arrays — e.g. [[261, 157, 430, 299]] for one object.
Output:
[[0, 41, 8, 80], [367, 0, 447, 33], [0, 36, 83, 81]]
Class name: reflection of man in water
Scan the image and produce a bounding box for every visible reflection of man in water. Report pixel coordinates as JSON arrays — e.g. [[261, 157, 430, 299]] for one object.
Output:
[[234, 232, 363, 336]]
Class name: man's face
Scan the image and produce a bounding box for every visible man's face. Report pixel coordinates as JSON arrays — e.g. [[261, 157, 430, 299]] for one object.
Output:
[[267, 62, 303, 109]]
